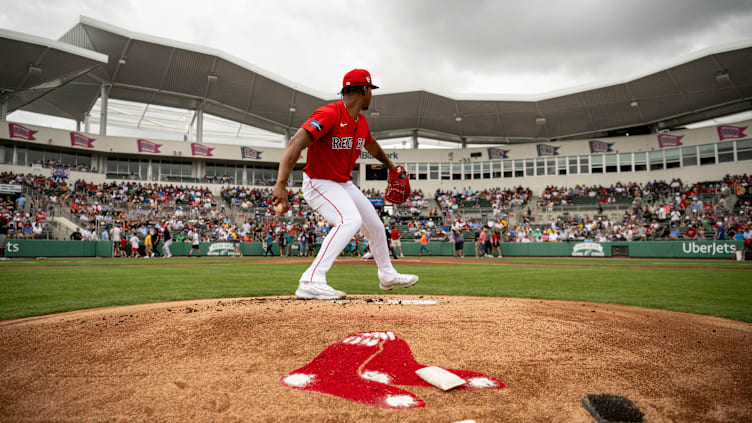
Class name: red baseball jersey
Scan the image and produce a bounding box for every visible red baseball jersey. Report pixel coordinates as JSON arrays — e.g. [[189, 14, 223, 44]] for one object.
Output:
[[302, 100, 374, 182]]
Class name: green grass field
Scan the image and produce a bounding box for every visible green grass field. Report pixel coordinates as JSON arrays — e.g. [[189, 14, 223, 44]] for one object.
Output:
[[1, 257, 751, 322]]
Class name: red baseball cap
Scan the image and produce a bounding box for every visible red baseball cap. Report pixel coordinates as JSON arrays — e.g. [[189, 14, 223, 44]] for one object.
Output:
[[342, 69, 379, 90]]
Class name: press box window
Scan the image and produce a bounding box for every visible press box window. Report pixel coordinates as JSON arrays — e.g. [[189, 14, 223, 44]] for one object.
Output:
[[503, 160, 513, 178], [590, 155, 603, 174], [682, 146, 698, 167], [514, 160, 524, 178], [717, 142, 734, 163], [737, 139, 752, 161], [699, 144, 716, 165], [619, 153, 632, 172], [649, 151, 664, 171], [633, 152, 647, 171], [605, 154, 617, 173], [665, 148, 680, 169]]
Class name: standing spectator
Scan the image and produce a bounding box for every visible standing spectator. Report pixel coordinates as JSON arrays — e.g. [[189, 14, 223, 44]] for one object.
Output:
[[419, 230, 431, 256], [743, 225, 752, 260], [284, 230, 294, 257], [390, 227, 403, 257], [478, 229, 487, 257], [232, 228, 242, 257], [385, 227, 398, 260], [278, 230, 287, 257], [151, 228, 161, 257], [144, 230, 153, 258], [264, 231, 274, 257], [188, 228, 201, 257], [491, 231, 502, 258], [453, 229, 464, 258], [298, 231, 308, 257], [129, 232, 140, 258], [112, 224, 121, 256], [162, 225, 173, 258]]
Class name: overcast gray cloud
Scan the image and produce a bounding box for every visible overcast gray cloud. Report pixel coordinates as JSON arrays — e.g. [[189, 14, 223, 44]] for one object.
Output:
[[1, 0, 751, 96]]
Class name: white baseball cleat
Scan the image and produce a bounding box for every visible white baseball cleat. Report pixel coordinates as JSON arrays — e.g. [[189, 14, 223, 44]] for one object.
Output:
[[296, 282, 346, 300], [379, 274, 419, 291]]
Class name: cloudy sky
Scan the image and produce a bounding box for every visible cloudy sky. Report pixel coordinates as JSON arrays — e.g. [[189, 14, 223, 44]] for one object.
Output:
[[2, 0, 752, 97]]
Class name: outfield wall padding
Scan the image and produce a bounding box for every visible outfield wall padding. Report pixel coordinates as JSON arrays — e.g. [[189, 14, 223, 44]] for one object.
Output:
[[5, 240, 114, 258], [4, 239, 743, 259]]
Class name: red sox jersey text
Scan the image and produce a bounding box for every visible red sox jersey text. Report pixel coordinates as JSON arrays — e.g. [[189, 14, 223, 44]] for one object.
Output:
[[302, 101, 373, 182]]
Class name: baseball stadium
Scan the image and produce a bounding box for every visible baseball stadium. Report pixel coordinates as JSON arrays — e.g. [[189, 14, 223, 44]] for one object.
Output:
[[1, 15, 751, 423]]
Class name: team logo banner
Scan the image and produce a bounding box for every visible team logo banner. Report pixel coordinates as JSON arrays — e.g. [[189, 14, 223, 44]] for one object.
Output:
[[8, 123, 37, 141], [50, 166, 70, 179], [487, 148, 509, 159], [137, 139, 162, 153], [657, 134, 683, 148], [241, 146, 263, 159], [588, 140, 614, 153], [536, 144, 559, 156], [70, 132, 95, 148], [716, 125, 747, 141], [191, 143, 214, 157]]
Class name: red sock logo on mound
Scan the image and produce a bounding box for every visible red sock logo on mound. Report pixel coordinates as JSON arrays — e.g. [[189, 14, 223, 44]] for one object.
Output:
[[280, 331, 504, 408]]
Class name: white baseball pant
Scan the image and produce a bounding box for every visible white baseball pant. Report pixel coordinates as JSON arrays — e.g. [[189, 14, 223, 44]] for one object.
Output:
[[301, 174, 398, 284], [162, 239, 173, 257]]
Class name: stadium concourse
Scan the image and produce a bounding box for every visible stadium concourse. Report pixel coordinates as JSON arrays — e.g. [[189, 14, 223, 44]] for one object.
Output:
[[1, 170, 750, 258]]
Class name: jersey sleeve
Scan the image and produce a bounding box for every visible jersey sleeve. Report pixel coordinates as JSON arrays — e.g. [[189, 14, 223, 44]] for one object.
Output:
[[302, 105, 338, 142]]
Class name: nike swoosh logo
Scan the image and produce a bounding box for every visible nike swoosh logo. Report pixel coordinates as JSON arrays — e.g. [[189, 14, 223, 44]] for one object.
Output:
[[340, 123, 347, 127]]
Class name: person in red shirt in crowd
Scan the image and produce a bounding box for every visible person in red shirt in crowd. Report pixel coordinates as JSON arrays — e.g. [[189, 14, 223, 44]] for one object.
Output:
[[35, 209, 46, 224], [272, 69, 418, 300], [390, 227, 403, 257], [685, 224, 698, 240]]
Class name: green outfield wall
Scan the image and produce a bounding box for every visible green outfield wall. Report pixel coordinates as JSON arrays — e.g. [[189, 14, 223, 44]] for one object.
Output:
[[3, 239, 743, 259]]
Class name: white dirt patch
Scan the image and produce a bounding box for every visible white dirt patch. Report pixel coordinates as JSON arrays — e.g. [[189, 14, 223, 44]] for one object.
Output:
[[385, 395, 418, 408], [361, 371, 391, 384], [283, 373, 314, 387]]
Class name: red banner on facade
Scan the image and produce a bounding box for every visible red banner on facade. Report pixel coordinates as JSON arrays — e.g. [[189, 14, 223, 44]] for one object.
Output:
[[137, 139, 162, 153], [191, 143, 214, 157], [8, 123, 37, 141], [657, 134, 683, 148], [716, 125, 747, 141], [70, 132, 95, 148]]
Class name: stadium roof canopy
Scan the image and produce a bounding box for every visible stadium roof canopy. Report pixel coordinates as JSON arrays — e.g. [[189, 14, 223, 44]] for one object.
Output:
[[2, 16, 751, 145]]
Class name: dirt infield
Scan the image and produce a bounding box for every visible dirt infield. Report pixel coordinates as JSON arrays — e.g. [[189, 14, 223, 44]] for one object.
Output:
[[0, 296, 750, 422]]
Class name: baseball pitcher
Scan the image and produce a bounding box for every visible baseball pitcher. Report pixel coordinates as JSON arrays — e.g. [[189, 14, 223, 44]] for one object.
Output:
[[273, 69, 418, 299]]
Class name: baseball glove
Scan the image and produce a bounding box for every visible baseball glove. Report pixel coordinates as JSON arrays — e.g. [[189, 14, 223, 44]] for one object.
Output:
[[385, 166, 410, 204]]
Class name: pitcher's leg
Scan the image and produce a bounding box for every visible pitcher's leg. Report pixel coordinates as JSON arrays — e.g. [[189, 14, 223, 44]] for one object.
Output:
[[300, 177, 362, 284], [343, 182, 401, 281]]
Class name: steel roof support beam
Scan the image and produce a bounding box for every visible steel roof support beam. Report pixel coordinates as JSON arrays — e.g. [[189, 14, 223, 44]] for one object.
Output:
[[0, 101, 7, 121], [196, 108, 203, 143], [99, 83, 110, 135]]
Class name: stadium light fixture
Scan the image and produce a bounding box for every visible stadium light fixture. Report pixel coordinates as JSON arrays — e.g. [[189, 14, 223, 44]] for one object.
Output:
[[716, 70, 730, 83], [118, 58, 127, 65], [28, 64, 42, 75], [370, 111, 380, 118], [455, 116, 462, 122], [536, 116, 546, 125], [630, 101, 638, 108], [207, 73, 218, 83], [289, 106, 296, 113]]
